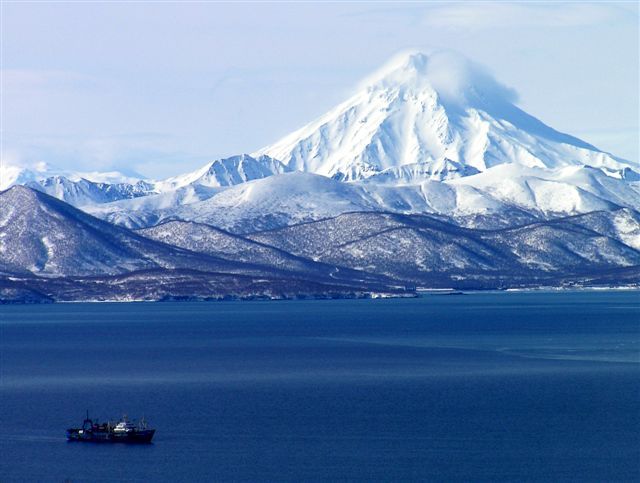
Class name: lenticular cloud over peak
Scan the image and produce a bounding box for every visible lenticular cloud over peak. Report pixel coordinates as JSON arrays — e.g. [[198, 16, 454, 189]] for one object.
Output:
[[360, 50, 519, 107]]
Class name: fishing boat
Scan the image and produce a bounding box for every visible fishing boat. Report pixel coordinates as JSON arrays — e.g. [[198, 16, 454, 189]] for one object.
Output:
[[66, 412, 155, 443]]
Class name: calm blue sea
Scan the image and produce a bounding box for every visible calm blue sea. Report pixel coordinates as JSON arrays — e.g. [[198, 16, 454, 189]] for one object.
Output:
[[1, 291, 639, 481]]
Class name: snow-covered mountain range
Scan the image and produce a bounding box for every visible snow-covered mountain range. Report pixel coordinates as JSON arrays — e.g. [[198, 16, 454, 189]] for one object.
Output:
[[1, 51, 638, 300], [0, 186, 398, 301], [1, 185, 637, 302], [6, 52, 638, 230]]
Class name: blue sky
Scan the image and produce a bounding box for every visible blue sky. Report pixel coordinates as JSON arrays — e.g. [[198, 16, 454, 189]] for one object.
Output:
[[2, 1, 638, 178]]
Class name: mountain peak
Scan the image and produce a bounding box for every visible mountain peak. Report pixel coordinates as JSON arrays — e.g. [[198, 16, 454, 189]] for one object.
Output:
[[158, 154, 288, 190], [359, 51, 441, 100], [257, 51, 631, 181], [363, 50, 430, 86], [360, 50, 517, 110], [2, 184, 40, 203]]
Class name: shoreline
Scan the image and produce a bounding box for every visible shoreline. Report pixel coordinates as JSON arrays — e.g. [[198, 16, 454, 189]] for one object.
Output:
[[1, 285, 638, 305]]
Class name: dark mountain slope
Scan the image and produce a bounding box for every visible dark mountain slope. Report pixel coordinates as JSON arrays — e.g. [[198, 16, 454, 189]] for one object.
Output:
[[249, 211, 640, 286]]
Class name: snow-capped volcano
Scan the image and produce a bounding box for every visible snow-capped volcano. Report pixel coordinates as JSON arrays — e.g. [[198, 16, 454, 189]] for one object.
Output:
[[255, 51, 633, 182], [5, 51, 639, 235]]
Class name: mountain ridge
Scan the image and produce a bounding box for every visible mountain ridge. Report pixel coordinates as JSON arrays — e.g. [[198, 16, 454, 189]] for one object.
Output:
[[1, 186, 639, 302]]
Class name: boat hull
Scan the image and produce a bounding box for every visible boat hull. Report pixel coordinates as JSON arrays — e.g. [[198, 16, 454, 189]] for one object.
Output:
[[66, 429, 155, 443]]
